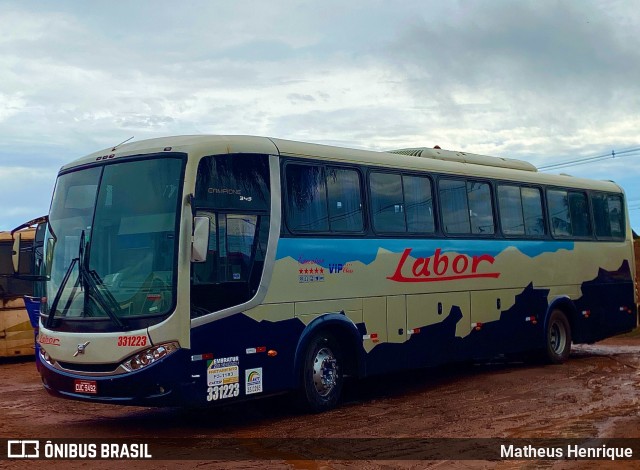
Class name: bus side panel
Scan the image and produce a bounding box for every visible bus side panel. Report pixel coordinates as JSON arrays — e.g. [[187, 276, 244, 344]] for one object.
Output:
[[466, 285, 548, 358], [572, 259, 637, 343], [266, 238, 635, 371], [406, 292, 470, 369], [189, 313, 306, 404], [185, 255, 636, 406]]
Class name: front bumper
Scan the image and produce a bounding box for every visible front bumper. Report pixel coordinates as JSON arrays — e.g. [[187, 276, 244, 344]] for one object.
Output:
[[39, 349, 195, 406]]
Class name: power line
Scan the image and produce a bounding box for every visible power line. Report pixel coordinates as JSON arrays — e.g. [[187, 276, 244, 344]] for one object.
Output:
[[538, 146, 640, 171], [539, 147, 640, 170]]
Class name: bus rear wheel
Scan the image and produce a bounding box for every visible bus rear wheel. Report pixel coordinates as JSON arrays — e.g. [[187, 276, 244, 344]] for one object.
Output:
[[301, 333, 343, 412], [543, 309, 572, 364]]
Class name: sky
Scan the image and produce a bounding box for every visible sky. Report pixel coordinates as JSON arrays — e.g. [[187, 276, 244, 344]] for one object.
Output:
[[1, 0, 639, 231]]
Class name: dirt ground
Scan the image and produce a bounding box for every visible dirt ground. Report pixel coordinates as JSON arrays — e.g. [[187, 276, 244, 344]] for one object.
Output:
[[1, 333, 639, 469]]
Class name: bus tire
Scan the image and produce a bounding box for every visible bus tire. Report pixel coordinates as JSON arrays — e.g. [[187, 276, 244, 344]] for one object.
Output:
[[300, 333, 343, 412], [543, 309, 572, 364]]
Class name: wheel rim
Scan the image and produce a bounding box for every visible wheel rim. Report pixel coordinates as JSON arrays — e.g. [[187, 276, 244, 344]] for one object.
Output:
[[549, 321, 567, 355], [312, 347, 338, 397]]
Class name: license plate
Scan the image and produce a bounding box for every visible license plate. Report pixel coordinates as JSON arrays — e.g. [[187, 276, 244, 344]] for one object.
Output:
[[74, 379, 97, 394]]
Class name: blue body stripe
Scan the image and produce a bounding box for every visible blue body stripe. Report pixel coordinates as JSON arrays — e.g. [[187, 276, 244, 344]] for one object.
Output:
[[276, 238, 575, 265]]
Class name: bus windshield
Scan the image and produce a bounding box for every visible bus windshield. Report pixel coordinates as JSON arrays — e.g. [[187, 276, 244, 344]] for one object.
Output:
[[43, 156, 184, 331]]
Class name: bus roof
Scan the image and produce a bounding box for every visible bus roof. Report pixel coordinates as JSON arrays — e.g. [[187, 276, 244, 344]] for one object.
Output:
[[60, 135, 623, 194], [60, 135, 280, 172], [0, 228, 35, 243], [387, 147, 538, 172]]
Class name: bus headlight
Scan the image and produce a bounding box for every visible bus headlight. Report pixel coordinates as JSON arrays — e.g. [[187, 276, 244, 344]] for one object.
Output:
[[121, 342, 180, 372]]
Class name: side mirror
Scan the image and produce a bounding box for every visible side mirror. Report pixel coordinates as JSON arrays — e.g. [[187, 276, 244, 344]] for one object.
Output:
[[12, 232, 22, 273], [191, 216, 210, 263]]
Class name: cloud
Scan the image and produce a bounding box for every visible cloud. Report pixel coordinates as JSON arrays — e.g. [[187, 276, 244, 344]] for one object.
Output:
[[1, 0, 639, 230], [0, 167, 55, 230], [383, 1, 640, 163]]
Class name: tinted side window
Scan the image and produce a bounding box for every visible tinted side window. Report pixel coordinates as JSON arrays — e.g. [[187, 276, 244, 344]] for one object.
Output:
[[548, 190, 571, 237], [593, 193, 625, 238], [592, 193, 610, 237], [0, 240, 34, 297], [498, 185, 524, 235], [607, 195, 624, 238], [371, 172, 405, 232], [467, 181, 494, 235], [568, 192, 591, 237], [326, 168, 363, 232], [404, 175, 435, 233], [195, 154, 270, 211], [440, 179, 470, 234], [522, 187, 545, 236], [285, 164, 363, 233], [0, 243, 11, 276], [286, 164, 328, 232]]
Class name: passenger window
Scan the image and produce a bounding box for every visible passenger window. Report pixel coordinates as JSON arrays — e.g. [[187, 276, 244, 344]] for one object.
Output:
[[371, 172, 405, 233], [499, 185, 545, 237], [498, 185, 524, 235], [403, 175, 435, 233], [592, 193, 610, 237], [440, 179, 471, 234], [548, 190, 571, 237], [568, 192, 591, 237], [285, 164, 363, 233], [593, 193, 625, 239], [607, 195, 624, 238], [326, 168, 363, 232], [285, 164, 329, 232], [467, 181, 494, 235], [521, 187, 545, 236]]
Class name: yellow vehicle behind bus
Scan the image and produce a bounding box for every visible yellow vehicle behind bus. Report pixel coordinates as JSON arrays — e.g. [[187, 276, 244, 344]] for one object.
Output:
[[0, 228, 37, 357]]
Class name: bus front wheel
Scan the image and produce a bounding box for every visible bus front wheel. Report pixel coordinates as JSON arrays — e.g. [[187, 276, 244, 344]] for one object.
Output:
[[301, 333, 343, 412], [543, 309, 572, 364]]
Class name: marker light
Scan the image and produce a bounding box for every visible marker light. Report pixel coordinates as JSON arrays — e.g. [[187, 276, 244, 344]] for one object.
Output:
[[40, 347, 54, 366], [121, 342, 180, 372]]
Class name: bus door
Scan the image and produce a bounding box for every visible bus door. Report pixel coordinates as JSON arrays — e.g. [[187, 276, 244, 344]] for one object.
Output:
[[190, 154, 271, 319]]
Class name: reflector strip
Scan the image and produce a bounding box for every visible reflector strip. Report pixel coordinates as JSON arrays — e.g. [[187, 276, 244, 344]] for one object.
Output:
[[191, 353, 214, 361], [246, 347, 267, 354]]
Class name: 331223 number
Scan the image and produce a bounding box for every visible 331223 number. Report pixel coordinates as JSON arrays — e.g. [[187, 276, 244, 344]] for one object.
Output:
[[207, 383, 240, 401]]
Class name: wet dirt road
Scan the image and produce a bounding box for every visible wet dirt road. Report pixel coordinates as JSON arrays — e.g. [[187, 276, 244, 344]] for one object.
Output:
[[1, 335, 639, 469]]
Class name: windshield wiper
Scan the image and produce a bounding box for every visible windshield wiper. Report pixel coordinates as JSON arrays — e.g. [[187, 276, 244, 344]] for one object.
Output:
[[46, 231, 127, 330], [79, 235, 127, 329], [45, 257, 78, 328], [46, 230, 88, 327], [83, 269, 127, 329]]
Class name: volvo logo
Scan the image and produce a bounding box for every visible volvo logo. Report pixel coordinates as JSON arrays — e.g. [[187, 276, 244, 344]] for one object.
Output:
[[73, 341, 91, 357]]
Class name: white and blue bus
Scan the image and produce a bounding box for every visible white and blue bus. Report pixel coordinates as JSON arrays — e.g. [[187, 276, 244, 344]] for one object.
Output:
[[24, 136, 636, 411]]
